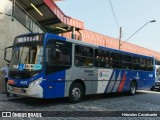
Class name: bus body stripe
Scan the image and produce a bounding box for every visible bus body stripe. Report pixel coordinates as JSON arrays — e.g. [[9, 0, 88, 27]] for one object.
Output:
[[118, 71, 126, 92], [106, 71, 116, 93], [112, 71, 121, 92], [104, 71, 114, 93]]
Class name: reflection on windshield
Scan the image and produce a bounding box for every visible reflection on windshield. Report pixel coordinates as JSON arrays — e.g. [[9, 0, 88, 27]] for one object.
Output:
[[10, 44, 43, 71]]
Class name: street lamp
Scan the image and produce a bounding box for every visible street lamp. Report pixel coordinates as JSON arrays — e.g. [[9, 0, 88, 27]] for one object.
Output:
[[119, 20, 156, 50]]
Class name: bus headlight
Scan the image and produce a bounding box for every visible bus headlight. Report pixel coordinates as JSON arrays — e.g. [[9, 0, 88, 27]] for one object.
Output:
[[29, 78, 42, 87]]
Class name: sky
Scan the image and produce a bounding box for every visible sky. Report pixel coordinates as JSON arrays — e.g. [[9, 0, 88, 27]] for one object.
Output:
[[56, 0, 160, 53]]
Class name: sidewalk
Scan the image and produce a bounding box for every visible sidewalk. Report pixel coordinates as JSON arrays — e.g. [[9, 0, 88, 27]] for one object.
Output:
[[0, 93, 23, 102]]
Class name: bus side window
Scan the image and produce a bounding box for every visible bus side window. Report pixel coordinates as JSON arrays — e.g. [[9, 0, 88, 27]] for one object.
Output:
[[95, 49, 101, 67], [55, 49, 60, 64], [147, 59, 153, 71], [95, 55, 102, 67], [75, 45, 94, 67], [123, 55, 132, 70], [132, 57, 140, 70], [105, 56, 110, 68], [110, 57, 113, 68], [75, 57, 80, 66], [140, 58, 147, 71], [46, 40, 72, 74], [46, 45, 53, 64], [110, 52, 122, 69], [95, 49, 110, 68]]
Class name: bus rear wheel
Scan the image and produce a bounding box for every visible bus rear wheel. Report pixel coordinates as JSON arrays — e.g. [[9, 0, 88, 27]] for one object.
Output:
[[68, 83, 84, 103], [129, 81, 136, 96], [150, 86, 154, 91]]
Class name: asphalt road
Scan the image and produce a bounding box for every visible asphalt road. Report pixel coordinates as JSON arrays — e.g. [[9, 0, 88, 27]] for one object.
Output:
[[131, 90, 160, 105], [0, 90, 160, 120]]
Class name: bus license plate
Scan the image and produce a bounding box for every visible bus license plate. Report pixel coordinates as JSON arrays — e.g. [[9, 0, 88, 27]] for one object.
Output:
[[12, 87, 25, 93], [13, 88, 21, 93]]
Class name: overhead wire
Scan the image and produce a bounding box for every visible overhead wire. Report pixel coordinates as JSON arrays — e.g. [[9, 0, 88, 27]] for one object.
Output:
[[108, 0, 120, 31]]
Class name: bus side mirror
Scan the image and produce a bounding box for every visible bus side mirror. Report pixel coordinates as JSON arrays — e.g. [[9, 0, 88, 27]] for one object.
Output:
[[4, 46, 13, 63]]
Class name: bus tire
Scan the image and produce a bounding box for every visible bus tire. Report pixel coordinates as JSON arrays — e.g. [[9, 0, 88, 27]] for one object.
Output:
[[150, 86, 154, 91], [129, 81, 136, 96], [68, 83, 84, 103]]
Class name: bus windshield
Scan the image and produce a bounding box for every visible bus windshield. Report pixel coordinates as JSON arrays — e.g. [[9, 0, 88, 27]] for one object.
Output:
[[9, 42, 43, 71]]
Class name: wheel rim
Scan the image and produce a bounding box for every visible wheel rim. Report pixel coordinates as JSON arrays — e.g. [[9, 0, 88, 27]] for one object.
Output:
[[72, 87, 81, 100], [131, 83, 136, 94]]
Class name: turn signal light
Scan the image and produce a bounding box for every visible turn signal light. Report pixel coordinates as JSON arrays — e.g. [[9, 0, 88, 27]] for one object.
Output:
[[8, 80, 15, 85]]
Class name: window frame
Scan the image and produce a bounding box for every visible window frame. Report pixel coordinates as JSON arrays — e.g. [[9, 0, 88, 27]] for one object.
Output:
[[95, 49, 110, 68], [110, 52, 123, 69], [74, 44, 94, 67], [147, 59, 153, 71], [122, 54, 132, 70], [46, 39, 72, 74], [140, 58, 147, 71]]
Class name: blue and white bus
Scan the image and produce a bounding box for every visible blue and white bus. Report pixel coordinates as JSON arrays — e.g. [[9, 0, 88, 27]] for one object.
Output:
[[5, 33, 155, 103]]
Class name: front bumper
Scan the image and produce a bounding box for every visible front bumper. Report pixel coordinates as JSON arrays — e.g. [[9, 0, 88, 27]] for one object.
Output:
[[7, 84, 43, 98], [154, 82, 160, 89], [154, 86, 160, 89]]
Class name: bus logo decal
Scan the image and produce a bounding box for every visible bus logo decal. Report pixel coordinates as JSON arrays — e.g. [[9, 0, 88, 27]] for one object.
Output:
[[34, 64, 42, 70], [19, 64, 25, 71], [135, 72, 140, 80], [14, 64, 42, 70]]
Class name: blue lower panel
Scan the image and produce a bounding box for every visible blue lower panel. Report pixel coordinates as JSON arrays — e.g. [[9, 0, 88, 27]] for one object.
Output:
[[42, 81, 65, 98]]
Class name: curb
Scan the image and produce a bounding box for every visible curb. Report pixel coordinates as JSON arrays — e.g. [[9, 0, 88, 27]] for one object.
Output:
[[0, 94, 23, 102]]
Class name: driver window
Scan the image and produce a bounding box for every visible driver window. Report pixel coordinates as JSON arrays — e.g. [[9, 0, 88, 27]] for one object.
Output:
[[46, 40, 72, 74]]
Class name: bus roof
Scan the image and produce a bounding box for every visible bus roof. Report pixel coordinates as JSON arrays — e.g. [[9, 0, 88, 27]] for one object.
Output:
[[65, 34, 154, 59], [15, 33, 154, 59]]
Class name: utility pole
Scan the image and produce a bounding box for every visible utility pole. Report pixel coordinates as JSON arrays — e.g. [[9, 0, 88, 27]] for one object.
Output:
[[119, 27, 122, 50], [72, 27, 75, 39], [119, 20, 156, 50]]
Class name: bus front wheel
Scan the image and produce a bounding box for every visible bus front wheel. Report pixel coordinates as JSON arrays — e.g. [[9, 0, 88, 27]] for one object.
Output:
[[129, 81, 136, 96], [68, 83, 84, 103]]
